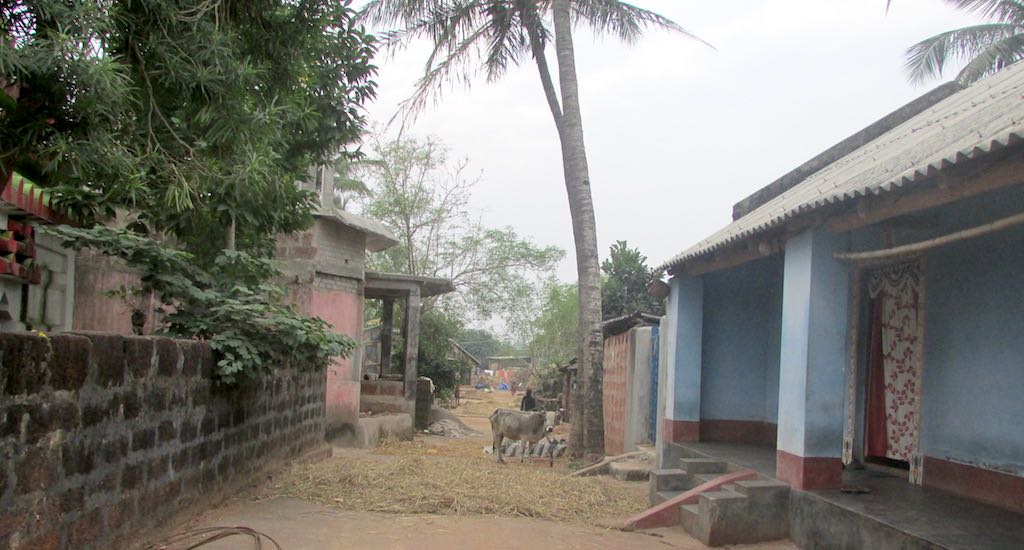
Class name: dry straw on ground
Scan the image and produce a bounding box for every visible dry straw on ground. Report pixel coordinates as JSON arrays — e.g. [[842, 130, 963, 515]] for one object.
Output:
[[258, 438, 646, 524]]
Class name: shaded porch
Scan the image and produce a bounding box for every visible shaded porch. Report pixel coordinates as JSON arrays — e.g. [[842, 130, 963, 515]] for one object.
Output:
[[359, 271, 454, 423], [668, 441, 1024, 549]]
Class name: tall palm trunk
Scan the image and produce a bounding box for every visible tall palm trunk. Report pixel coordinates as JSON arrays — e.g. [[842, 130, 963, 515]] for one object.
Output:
[[550, 0, 604, 460]]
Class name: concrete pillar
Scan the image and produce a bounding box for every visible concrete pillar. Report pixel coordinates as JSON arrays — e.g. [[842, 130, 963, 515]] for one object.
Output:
[[380, 297, 394, 374], [402, 288, 421, 403], [776, 229, 850, 490], [663, 274, 703, 443]]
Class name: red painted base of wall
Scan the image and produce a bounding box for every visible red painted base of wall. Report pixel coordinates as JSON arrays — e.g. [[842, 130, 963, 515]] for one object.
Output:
[[701, 419, 777, 446], [663, 418, 700, 443], [924, 456, 1024, 514], [776, 450, 842, 490]]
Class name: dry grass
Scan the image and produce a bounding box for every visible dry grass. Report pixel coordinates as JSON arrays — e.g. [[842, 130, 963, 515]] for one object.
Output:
[[258, 438, 646, 525]]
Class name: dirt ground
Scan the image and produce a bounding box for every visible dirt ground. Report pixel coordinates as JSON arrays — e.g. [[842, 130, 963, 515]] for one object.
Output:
[[153, 388, 797, 549]]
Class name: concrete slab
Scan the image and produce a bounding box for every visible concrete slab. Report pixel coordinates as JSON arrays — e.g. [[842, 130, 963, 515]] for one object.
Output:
[[332, 413, 412, 447], [610, 461, 650, 481], [795, 468, 1024, 550]]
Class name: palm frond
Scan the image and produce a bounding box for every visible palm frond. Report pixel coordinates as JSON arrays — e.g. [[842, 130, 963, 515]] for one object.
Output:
[[905, 22, 1021, 83], [955, 30, 1024, 82], [361, 0, 710, 117], [572, 0, 712, 48], [945, 0, 1024, 25]]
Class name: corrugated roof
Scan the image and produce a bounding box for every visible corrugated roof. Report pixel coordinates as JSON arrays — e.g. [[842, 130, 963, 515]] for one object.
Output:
[[659, 62, 1024, 272]]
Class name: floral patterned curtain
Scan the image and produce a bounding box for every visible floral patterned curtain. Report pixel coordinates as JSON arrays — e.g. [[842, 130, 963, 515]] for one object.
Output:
[[868, 262, 923, 468]]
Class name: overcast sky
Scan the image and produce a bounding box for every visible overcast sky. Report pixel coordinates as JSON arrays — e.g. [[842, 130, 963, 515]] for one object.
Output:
[[361, 0, 979, 281]]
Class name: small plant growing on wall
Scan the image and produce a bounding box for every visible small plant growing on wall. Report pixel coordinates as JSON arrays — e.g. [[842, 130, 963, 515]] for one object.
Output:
[[53, 225, 356, 385]]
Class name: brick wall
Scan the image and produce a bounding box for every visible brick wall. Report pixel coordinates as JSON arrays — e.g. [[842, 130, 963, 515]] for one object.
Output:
[[0, 331, 327, 549], [603, 332, 630, 456]]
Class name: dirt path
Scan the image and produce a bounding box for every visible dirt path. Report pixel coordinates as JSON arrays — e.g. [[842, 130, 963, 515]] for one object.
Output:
[[155, 387, 796, 549], [174, 497, 775, 550]]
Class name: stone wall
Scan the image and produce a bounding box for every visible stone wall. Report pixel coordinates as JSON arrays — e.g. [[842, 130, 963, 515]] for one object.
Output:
[[0, 331, 326, 549]]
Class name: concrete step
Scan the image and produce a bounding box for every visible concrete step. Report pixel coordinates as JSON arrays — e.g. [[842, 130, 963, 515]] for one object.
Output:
[[651, 468, 689, 491], [696, 485, 789, 546], [731, 479, 790, 498], [679, 503, 702, 536], [653, 490, 681, 506], [649, 468, 689, 505], [698, 489, 747, 506], [679, 458, 727, 475], [691, 473, 724, 487], [610, 461, 650, 482]]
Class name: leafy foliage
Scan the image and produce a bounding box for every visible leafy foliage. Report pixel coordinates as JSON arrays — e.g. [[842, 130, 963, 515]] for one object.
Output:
[[415, 309, 463, 399], [601, 240, 664, 320], [1, 0, 377, 263], [354, 134, 564, 329], [53, 225, 356, 385], [904, 0, 1024, 84], [529, 280, 579, 370], [528, 361, 564, 398], [455, 327, 512, 363]]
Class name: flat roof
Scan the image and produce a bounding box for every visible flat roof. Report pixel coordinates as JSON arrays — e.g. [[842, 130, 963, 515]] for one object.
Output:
[[364, 271, 455, 298]]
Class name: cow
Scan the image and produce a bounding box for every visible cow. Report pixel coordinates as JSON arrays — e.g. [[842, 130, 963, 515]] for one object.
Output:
[[489, 408, 562, 467]]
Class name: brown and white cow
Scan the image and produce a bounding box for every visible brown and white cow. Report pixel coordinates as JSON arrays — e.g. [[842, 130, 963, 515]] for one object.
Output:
[[489, 408, 562, 467]]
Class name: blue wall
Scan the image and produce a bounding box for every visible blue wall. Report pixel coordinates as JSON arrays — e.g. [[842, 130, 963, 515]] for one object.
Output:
[[666, 275, 703, 422], [700, 256, 783, 422], [922, 224, 1024, 475]]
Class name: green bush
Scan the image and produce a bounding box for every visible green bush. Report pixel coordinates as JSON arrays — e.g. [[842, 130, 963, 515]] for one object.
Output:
[[54, 225, 356, 385]]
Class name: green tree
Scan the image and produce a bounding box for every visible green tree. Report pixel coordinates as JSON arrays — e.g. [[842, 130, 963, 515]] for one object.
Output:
[[456, 327, 510, 363], [904, 0, 1024, 84], [360, 0, 704, 459], [529, 280, 579, 371], [601, 240, 664, 320], [417, 308, 464, 399], [1, 0, 377, 262], [355, 134, 564, 324]]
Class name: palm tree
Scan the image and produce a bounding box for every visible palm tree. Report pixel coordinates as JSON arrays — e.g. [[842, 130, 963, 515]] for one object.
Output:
[[360, 0, 704, 459], [904, 0, 1024, 84]]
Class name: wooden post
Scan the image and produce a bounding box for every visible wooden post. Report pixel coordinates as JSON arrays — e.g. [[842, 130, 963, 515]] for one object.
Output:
[[402, 288, 421, 404], [380, 297, 394, 375]]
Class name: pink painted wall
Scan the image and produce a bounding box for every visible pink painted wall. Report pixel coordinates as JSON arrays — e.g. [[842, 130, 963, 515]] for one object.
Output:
[[72, 249, 159, 334], [289, 284, 363, 428]]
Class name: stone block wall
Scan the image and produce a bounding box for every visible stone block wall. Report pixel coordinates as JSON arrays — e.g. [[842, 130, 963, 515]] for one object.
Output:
[[0, 331, 326, 549]]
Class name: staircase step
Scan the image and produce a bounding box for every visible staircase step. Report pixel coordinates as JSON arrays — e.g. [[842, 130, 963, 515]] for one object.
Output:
[[679, 458, 727, 475], [691, 473, 723, 487], [679, 503, 701, 535], [698, 489, 747, 505], [654, 490, 681, 505], [650, 468, 689, 492], [731, 479, 790, 497]]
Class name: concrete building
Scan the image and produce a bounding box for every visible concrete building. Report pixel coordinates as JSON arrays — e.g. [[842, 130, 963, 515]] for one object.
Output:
[[0, 172, 75, 332], [276, 165, 400, 440], [651, 62, 1024, 546]]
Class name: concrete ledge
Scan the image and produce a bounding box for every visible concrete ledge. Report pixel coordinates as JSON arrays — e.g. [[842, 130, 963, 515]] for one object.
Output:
[[333, 414, 413, 448]]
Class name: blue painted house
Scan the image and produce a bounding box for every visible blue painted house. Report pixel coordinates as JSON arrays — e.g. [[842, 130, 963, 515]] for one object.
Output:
[[653, 61, 1024, 544]]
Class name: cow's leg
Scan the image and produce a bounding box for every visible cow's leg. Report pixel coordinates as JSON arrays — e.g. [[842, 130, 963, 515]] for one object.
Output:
[[494, 433, 505, 464], [548, 438, 555, 467]]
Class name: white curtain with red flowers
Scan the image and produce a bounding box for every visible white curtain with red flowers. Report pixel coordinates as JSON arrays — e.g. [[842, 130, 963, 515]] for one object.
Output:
[[869, 262, 923, 464]]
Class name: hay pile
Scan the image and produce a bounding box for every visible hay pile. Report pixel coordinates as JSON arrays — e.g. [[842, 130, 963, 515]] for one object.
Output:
[[258, 439, 646, 524]]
